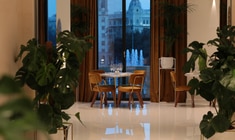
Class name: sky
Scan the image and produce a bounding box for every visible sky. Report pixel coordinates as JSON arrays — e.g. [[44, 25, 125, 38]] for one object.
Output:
[[48, 0, 56, 17], [48, 0, 150, 17], [126, 0, 150, 9], [108, 0, 150, 14]]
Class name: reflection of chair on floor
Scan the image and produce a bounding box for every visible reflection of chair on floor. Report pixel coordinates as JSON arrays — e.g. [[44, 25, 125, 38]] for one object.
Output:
[[170, 71, 194, 107], [117, 73, 145, 109], [88, 72, 116, 108]]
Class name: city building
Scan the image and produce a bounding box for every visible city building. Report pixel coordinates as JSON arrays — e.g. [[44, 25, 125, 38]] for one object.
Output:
[[0, 0, 233, 139], [98, 0, 150, 66]]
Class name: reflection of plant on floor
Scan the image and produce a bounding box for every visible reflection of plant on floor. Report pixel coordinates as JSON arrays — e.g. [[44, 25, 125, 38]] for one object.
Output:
[[15, 30, 92, 134], [0, 75, 46, 140]]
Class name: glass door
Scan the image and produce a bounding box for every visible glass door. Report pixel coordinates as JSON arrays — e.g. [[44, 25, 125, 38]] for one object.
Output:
[[97, 0, 150, 99]]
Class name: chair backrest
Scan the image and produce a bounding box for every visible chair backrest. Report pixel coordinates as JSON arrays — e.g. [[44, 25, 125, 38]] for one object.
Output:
[[133, 70, 146, 82], [91, 69, 105, 74], [129, 73, 145, 93], [170, 71, 176, 88], [133, 70, 146, 75], [129, 73, 145, 86], [88, 72, 103, 91]]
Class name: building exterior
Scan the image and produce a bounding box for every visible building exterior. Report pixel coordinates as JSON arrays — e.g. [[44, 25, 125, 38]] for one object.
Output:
[[98, 0, 150, 66]]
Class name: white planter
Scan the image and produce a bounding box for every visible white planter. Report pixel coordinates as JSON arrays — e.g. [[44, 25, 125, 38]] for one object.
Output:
[[160, 57, 174, 69]]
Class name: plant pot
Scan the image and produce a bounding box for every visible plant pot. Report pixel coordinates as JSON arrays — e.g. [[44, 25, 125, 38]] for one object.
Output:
[[160, 57, 174, 69]]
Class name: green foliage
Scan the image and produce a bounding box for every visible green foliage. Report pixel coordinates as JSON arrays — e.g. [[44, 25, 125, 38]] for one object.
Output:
[[71, 4, 90, 37], [183, 41, 207, 73], [159, 1, 194, 56], [183, 25, 235, 138], [15, 30, 92, 134], [187, 77, 199, 95], [200, 111, 231, 138], [0, 75, 47, 140]]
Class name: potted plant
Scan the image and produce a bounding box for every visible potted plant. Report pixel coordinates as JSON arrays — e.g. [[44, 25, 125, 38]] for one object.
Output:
[[14, 30, 92, 134], [183, 41, 208, 72], [0, 75, 47, 140], [183, 25, 235, 138], [159, 1, 193, 68]]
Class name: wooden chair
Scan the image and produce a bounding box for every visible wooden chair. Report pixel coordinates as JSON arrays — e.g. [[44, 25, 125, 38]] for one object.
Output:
[[88, 72, 116, 108], [133, 70, 146, 75], [90, 69, 106, 81], [170, 71, 194, 107], [210, 99, 216, 107], [91, 69, 105, 74], [132, 70, 146, 103], [117, 73, 145, 109]]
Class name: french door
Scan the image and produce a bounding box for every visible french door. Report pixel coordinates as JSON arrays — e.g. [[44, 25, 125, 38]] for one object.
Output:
[[97, 0, 151, 99]]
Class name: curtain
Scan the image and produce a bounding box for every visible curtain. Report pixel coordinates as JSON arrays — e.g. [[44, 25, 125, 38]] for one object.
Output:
[[71, 0, 188, 103], [37, 0, 47, 44], [220, 0, 228, 27], [71, 0, 97, 102], [150, 0, 187, 103]]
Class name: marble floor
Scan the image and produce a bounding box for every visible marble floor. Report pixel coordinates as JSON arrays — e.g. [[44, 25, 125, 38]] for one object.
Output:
[[64, 99, 215, 140]]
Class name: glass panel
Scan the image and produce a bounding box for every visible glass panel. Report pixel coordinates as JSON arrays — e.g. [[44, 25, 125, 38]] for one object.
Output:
[[125, 0, 150, 99], [98, 0, 123, 67], [98, 0, 150, 99], [47, 0, 56, 46]]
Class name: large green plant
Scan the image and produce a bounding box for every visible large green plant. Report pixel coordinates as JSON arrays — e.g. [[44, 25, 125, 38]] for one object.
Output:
[[160, 1, 194, 56], [15, 30, 92, 134], [183, 25, 235, 138], [0, 75, 47, 140]]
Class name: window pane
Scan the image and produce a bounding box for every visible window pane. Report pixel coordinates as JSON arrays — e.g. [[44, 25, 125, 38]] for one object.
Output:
[[97, 0, 150, 99], [98, 0, 122, 66], [125, 0, 150, 99], [47, 0, 56, 46]]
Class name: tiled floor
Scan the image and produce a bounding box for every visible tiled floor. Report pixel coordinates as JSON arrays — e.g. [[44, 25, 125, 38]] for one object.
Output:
[[64, 99, 215, 140]]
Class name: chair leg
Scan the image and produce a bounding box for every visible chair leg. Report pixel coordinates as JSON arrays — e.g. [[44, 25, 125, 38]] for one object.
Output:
[[117, 91, 122, 107], [209, 101, 212, 106], [209, 99, 216, 107], [104, 92, 108, 106], [128, 93, 132, 109], [191, 94, 195, 107], [90, 92, 98, 107], [112, 90, 116, 107], [136, 92, 144, 108], [175, 92, 180, 107], [100, 93, 103, 108], [213, 99, 216, 107]]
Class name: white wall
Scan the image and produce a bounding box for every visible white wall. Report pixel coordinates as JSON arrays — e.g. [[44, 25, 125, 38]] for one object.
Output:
[[187, 0, 220, 102], [0, 0, 35, 100], [188, 0, 220, 58], [0, 0, 35, 76], [232, 0, 235, 25], [57, 0, 70, 31]]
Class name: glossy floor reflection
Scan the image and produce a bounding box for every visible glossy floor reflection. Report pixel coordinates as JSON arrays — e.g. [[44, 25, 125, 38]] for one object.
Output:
[[66, 100, 214, 140]]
